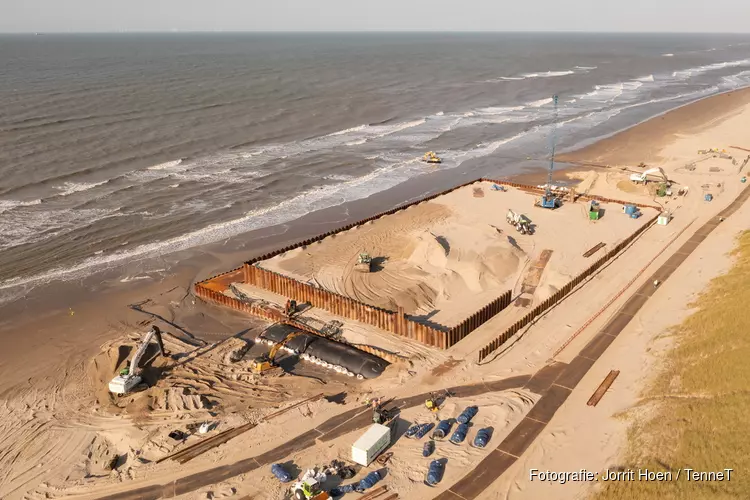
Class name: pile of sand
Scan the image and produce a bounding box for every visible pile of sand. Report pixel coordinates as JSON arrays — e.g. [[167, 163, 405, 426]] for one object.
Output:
[[269, 204, 525, 317]]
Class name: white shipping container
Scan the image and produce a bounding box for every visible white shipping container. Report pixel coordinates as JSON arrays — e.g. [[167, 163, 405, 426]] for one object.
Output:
[[351, 424, 391, 466]]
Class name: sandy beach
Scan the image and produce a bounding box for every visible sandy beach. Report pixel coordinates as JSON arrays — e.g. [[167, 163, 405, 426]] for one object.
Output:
[[1, 86, 750, 500]]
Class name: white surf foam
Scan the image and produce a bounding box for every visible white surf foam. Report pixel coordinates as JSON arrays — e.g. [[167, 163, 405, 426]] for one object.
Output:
[[147, 159, 183, 170], [0, 207, 120, 249], [528, 97, 553, 108], [722, 70, 750, 88], [0, 199, 42, 214], [662, 53, 674, 57], [54, 180, 109, 197], [521, 70, 575, 79], [636, 74, 655, 82], [326, 124, 367, 136], [672, 59, 750, 80]]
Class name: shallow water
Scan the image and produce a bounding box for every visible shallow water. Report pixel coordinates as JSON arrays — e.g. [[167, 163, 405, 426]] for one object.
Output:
[[1, 32, 750, 301]]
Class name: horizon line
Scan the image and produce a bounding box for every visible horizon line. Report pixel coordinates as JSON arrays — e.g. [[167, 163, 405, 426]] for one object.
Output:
[[3, 29, 750, 35]]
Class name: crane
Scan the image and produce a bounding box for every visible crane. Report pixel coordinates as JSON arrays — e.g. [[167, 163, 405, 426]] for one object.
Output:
[[251, 331, 304, 375], [109, 326, 168, 396], [539, 95, 562, 209]]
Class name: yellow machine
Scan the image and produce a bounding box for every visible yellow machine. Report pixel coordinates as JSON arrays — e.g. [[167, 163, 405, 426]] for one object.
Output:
[[421, 151, 442, 164], [425, 393, 440, 413], [251, 332, 303, 375]]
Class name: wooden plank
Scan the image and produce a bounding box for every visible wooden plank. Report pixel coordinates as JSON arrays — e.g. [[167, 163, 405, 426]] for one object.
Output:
[[583, 242, 605, 258], [358, 486, 389, 500], [587, 370, 620, 406]]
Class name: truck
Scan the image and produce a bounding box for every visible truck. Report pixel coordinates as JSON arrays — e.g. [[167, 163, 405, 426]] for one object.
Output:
[[355, 252, 373, 272]]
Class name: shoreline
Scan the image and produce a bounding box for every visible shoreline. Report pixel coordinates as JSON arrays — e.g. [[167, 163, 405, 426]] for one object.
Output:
[[557, 85, 750, 167], [3, 67, 750, 500], [3, 85, 750, 392]]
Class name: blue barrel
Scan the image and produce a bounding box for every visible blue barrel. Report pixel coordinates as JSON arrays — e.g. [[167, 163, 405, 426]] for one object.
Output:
[[432, 419, 453, 439], [473, 428, 491, 448], [705, 194, 713, 201], [356, 471, 382, 492], [330, 484, 355, 496], [425, 459, 445, 486], [271, 463, 292, 483], [414, 422, 435, 439], [625, 204, 637, 215], [405, 423, 421, 438], [423, 440, 435, 457], [457, 406, 478, 424], [450, 423, 469, 444]]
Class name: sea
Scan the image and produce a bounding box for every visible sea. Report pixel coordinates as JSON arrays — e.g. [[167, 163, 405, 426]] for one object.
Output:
[[1, 32, 750, 303]]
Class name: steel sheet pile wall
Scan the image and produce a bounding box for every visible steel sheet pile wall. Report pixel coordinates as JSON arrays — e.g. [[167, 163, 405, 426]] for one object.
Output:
[[194, 281, 285, 323], [477, 213, 659, 363], [446, 289, 512, 346], [244, 262, 452, 347], [244, 179, 482, 266], [194, 177, 654, 351]]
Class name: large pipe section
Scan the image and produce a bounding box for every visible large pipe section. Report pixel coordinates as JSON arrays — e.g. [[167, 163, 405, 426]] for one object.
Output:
[[258, 324, 389, 380]]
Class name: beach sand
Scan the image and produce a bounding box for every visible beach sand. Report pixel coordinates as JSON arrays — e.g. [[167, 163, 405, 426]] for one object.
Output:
[[1, 87, 750, 500]]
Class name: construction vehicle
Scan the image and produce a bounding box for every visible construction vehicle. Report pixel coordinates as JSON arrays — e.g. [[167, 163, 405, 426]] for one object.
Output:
[[421, 151, 442, 164], [284, 299, 298, 318], [425, 389, 452, 417], [364, 396, 398, 425], [630, 167, 669, 185], [506, 209, 532, 235], [355, 252, 373, 272], [250, 331, 303, 375], [109, 326, 168, 396], [538, 95, 562, 209], [293, 477, 329, 500], [425, 392, 442, 415]]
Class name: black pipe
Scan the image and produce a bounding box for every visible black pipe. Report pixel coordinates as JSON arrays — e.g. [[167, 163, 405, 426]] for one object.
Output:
[[259, 324, 389, 379]]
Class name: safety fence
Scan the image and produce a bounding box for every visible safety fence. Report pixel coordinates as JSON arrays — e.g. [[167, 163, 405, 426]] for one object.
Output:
[[477, 213, 659, 363]]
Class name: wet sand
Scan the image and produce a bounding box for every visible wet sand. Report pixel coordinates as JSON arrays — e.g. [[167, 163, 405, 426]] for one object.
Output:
[[3, 87, 750, 396], [2, 85, 750, 499], [557, 86, 750, 167]]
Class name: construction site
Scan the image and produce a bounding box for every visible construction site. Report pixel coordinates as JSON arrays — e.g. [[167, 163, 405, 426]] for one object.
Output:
[[5, 93, 750, 500]]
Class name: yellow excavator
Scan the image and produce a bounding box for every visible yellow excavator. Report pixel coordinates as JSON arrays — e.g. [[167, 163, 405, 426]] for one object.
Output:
[[421, 151, 442, 164], [251, 331, 303, 375]]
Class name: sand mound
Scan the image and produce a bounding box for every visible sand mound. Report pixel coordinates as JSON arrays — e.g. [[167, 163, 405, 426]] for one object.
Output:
[[273, 212, 524, 317]]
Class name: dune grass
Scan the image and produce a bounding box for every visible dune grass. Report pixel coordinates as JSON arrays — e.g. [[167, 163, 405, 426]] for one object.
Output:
[[594, 230, 750, 500]]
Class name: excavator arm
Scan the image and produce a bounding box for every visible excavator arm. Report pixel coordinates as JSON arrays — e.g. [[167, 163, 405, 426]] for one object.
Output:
[[127, 326, 167, 376], [268, 331, 303, 364], [643, 167, 668, 183]]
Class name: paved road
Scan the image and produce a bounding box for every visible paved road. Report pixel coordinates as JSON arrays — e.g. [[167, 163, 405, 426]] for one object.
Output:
[[434, 183, 750, 500]]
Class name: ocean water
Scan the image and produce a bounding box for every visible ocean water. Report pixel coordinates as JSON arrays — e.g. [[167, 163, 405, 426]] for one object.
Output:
[[1, 32, 750, 301]]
